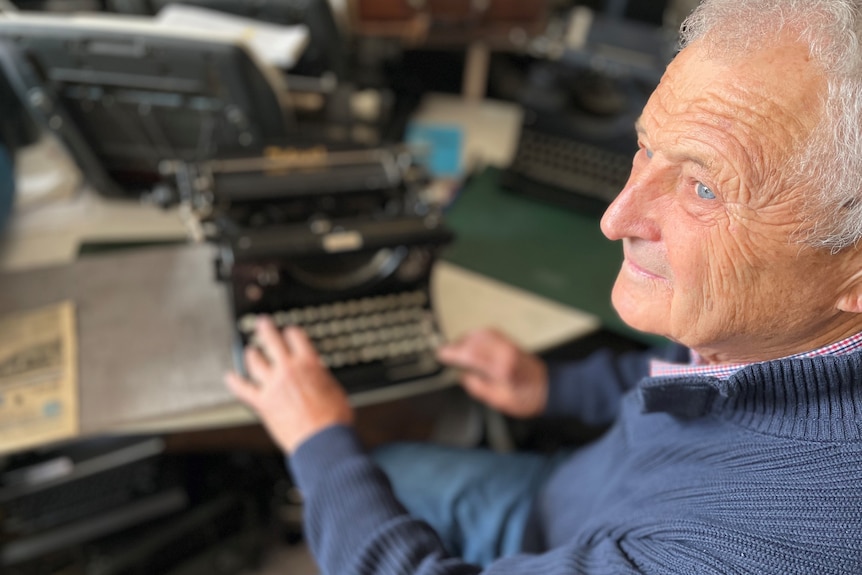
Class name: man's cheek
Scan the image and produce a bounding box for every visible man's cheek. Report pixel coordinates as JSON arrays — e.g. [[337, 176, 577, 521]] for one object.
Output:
[[706, 228, 762, 285]]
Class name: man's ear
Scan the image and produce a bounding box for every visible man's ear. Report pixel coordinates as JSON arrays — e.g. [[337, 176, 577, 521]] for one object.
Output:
[[837, 269, 862, 313]]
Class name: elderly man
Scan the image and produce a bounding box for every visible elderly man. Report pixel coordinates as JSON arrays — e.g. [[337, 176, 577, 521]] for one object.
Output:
[[226, 0, 862, 573]]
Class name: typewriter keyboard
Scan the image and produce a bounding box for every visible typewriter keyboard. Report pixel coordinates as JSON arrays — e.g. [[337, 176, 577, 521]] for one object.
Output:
[[236, 290, 445, 380], [511, 128, 631, 204]]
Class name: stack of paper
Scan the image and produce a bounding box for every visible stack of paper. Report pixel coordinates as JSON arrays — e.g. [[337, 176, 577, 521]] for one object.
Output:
[[156, 4, 309, 69]]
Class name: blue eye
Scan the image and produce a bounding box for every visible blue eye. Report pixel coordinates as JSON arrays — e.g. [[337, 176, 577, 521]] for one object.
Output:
[[695, 182, 716, 200], [645, 148, 654, 159]]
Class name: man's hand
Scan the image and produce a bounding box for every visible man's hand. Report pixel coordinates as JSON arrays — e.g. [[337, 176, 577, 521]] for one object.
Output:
[[225, 317, 354, 454], [436, 328, 548, 418]]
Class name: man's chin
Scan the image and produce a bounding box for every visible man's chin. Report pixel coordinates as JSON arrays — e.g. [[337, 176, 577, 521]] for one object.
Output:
[[611, 283, 670, 338]]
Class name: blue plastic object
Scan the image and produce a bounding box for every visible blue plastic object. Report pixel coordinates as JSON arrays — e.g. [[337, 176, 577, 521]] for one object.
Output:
[[405, 123, 464, 178], [0, 144, 12, 233]]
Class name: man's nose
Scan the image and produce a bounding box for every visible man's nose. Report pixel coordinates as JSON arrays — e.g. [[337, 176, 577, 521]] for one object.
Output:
[[600, 165, 662, 242]]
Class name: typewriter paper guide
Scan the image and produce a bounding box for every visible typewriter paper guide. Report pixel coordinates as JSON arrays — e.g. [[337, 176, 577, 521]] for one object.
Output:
[[0, 301, 78, 455]]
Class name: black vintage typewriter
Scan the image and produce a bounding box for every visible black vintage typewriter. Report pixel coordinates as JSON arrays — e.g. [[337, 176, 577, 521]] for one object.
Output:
[[165, 146, 454, 394]]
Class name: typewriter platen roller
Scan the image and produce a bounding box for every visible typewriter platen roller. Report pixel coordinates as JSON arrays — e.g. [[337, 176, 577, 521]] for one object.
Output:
[[167, 146, 454, 394]]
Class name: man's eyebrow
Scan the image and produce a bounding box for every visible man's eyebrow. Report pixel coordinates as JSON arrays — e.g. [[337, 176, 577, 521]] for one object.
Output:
[[634, 118, 713, 171]]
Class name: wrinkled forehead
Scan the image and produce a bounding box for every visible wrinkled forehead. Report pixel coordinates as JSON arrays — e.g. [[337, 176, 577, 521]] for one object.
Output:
[[647, 37, 825, 163], [667, 37, 824, 126]]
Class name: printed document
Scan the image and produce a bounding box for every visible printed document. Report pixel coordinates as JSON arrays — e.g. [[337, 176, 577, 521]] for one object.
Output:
[[0, 301, 78, 454]]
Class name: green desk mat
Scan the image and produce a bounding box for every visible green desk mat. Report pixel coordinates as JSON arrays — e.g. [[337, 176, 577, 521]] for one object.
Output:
[[442, 167, 660, 345]]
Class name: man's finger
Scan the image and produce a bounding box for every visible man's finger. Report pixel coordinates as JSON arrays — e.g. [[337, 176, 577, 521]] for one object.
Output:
[[437, 341, 494, 377], [225, 371, 259, 410], [284, 325, 317, 359], [245, 347, 273, 382], [461, 372, 494, 401], [256, 316, 288, 364], [436, 332, 476, 363]]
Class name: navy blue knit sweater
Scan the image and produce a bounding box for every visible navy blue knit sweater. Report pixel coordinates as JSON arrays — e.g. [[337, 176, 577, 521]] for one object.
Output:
[[290, 346, 862, 574]]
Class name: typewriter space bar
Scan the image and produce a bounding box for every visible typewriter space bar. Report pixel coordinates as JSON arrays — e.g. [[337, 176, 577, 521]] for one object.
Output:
[[335, 359, 443, 394]]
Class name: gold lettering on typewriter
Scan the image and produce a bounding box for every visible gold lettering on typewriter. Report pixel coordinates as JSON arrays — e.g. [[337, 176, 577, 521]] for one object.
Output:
[[263, 146, 329, 175]]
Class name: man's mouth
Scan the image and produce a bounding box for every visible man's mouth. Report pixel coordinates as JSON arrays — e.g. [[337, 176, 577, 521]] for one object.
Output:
[[622, 245, 668, 281]]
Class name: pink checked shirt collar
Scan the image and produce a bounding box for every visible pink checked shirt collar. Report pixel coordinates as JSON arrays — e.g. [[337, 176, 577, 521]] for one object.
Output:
[[649, 331, 862, 380]]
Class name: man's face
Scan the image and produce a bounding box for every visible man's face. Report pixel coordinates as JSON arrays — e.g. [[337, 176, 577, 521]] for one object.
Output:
[[600, 36, 862, 363]]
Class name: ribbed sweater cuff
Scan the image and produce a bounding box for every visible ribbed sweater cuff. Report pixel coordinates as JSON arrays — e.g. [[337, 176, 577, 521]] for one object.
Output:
[[289, 424, 364, 490]]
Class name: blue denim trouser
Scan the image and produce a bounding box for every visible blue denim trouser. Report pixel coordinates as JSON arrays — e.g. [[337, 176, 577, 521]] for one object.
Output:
[[372, 443, 565, 567]]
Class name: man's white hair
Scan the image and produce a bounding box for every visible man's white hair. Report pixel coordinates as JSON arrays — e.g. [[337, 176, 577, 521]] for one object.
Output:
[[680, 0, 862, 251]]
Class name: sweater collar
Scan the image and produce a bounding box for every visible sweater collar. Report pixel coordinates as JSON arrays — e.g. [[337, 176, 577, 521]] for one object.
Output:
[[650, 331, 862, 380], [638, 351, 862, 441]]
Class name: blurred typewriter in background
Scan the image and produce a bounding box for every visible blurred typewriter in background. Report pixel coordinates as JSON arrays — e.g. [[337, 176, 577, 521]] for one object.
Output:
[[0, 11, 454, 395], [0, 436, 277, 574], [502, 1, 675, 215]]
